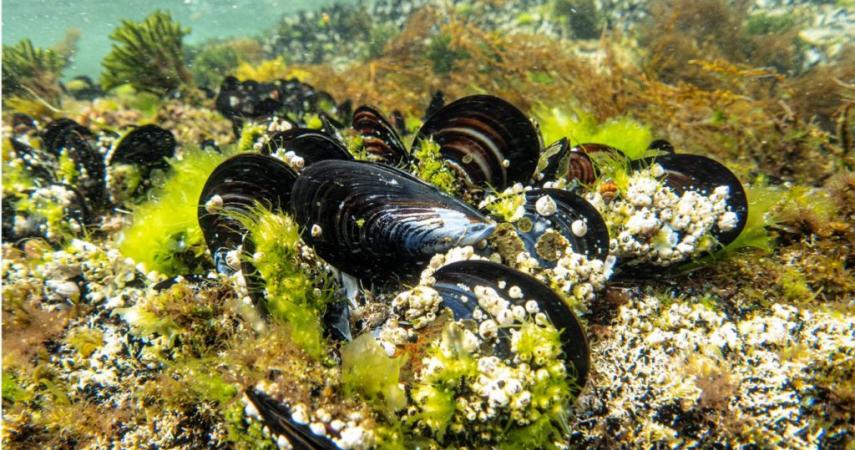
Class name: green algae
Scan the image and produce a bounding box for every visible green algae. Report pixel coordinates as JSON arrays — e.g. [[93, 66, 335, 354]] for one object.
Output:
[[409, 322, 478, 440], [413, 138, 460, 195], [118, 145, 236, 276], [238, 122, 268, 153], [533, 105, 654, 159], [1, 39, 65, 104], [240, 207, 336, 360], [482, 188, 527, 223], [64, 328, 103, 359], [342, 334, 408, 418]]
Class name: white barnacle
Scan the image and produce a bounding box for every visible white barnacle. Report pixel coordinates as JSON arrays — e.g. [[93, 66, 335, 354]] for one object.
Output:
[[571, 219, 588, 237], [479, 319, 498, 339], [524, 300, 540, 314], [717, 211, 739, 232], [204, 194, 224, 214], [535, 195, 557, 217], [311, 224, 323, 238]]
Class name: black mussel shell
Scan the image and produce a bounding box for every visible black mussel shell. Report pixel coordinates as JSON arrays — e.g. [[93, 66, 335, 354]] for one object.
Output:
[[215, 76, 283, 121], [512, 189, 610, 267], [563, 143, 629, 185], [632, 153, 748, 246], [11, 113, 37, 133], [433, 260, 590, 388], [8, 183, 90, 242], [391, 111, 407, 137], [352, 105, 409, 166], [198, 154, 297, 273], [153, 274, 217, 292], [109, 124, 176, 170], [412, 95, 540, 191], [265, 128, 353, 168], [424, 90, 445, 121], [65, 75, 103, 101], [647, 139, 675, 154], [8, 136, 56, 185], [40, 119, 106, 207], [535, 137, 570, 184], [42, 118, 95, 156], [291, 160, 496, 282], [246, 388, 339, 450]]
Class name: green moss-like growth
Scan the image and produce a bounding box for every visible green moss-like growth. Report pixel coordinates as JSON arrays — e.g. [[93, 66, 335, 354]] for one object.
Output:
[[482, 188, 527, 223], [101, 11, 193, 95], [725, 181, 780, 253], [413, 139, 460, 195], [2, 39, 65, 104], [241, 208, 336, 360], [64, 329, 104, 359], [534, 105, 654, 159], [409, 323, 478, 439], [119, 145, 234, 275], [778, 267, 816, 304], [342, 334, 407, 418], [237, 123, 267, 153]]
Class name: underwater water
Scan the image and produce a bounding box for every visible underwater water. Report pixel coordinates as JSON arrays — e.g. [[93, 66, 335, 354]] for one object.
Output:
[[2, 0, 854, 449]]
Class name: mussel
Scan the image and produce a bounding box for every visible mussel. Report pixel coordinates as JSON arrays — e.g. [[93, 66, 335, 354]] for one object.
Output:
[[41, 118, 106, 208], [106, 124, 176, 202], [433, 260, 591, 387], [198, 154, 297, 273], [290, 160, 496, 281], [412, 95, 541, 191], [512, 188, 610, 267], [265, 128, 353, 170], [351, 105, 409, 166], [631, 153, 748, 246]]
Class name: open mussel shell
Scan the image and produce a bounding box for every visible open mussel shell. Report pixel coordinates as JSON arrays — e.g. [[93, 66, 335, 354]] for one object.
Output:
[[246, 388, 339, 450], [352, 105, 409, 166], [433, 260, 590, 388], [291, 160, 496, 282], [513, 189, 610, 267], [412, 95, 540, 191], [535, 138, 605, 187], [632, 153, 748, 246], [265, 128, 352, 168], [198, 154, 297, 274]]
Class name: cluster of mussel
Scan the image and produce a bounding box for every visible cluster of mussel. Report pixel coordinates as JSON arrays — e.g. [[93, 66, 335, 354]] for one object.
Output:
[[2, 115, 178, 242], [196, 91, 748, 448]]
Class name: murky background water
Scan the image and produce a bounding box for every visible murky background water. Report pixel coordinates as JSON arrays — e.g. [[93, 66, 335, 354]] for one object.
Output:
[[2, 0, 337, 79]]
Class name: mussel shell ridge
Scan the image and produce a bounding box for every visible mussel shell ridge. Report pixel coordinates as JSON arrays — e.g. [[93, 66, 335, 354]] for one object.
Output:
[[198, 154, 297, 273], [433, 260, 590, 388], [352, 105, 410, 166], [291, 160, 496, 281], [413, 95, 540, 190]]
